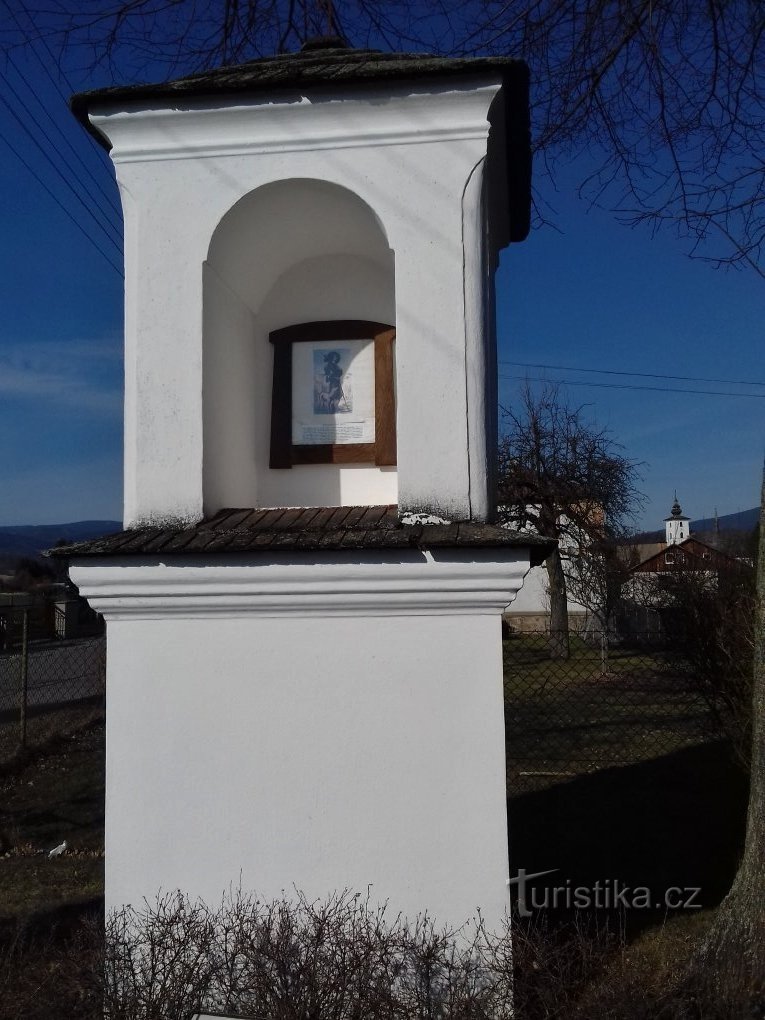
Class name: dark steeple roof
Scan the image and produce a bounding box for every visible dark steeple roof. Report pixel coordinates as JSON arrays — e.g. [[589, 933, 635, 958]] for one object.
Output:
[[664, 492, 690, 522]]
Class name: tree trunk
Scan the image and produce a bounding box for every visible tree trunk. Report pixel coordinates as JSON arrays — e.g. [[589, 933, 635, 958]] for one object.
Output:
[[689, 470, 765, 1012], [546, 547, 570, 660]]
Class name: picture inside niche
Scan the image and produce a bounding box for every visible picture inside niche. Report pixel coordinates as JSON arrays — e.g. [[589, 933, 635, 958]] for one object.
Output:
[[269, 320, 396, 468]]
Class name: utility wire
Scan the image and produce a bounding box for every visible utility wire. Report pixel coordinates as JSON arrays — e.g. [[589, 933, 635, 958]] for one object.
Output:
[[498, 371, 765, 399], [5, 47, 122, 222], [499, 359, 765, 389], [3, 0, 76, 90], [6, 1, 118, 178], [0, 77, 123, 258], [0, 66, 123, 249], [0, 131, 123, 278]]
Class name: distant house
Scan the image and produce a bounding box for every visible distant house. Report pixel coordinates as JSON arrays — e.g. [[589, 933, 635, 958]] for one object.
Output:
[[502, 510, 590, 631], [620, 496, 751, 638], [630, 536, 742, 575], [505, 494, 752, 634], [504, 557, 589, 631], [0, 582, 103, 648], [629, 495, 746, 578]]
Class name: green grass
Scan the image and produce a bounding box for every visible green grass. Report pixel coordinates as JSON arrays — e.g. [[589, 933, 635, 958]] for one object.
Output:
[[503, 631, 688, 685], [0, 858, 103, 921], [0, 655, 750, 1018], [0, 722, 104, 924], [0, 637, 724, 923], [0, 701, 104, 769], [503, 633, 715, 793]]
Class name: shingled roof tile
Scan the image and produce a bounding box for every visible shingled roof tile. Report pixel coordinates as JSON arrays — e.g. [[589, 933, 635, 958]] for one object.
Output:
[[71, 47, 526, 114], [71, 44, 530, 243], [52, 505, 554, 565]]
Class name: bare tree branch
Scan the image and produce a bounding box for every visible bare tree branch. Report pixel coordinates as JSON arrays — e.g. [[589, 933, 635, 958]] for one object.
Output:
[[5, 1, 762, 269], [497, 382, 643, 656]]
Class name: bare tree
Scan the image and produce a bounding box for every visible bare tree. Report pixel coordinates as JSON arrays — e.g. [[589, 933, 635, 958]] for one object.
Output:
[[567, 534, 632, 636], [488, 0, 765, 276], [497, 382, 642, 659], [6, 0, 763, 273]]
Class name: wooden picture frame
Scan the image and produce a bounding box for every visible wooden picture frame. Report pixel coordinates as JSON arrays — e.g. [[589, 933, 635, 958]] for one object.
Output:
[[269, 320, 396, 469]]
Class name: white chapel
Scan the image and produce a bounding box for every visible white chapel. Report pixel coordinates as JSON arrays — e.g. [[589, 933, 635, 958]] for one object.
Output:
[[63, 40, 551, 931]]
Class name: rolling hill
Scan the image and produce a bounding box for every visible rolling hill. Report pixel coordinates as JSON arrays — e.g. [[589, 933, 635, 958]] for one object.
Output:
[[0, 521, 121, 567], [630, 506, 759, 544]]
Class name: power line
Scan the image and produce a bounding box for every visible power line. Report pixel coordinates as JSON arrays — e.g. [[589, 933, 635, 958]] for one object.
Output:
[[498, 372, 765, 399], [0, 130, 123, 278], [6, 0, 119, 180], [0, 75, 123, 258], [499, 359, 765, 389], [5, 46, 122, 223], [3, 0, 76, 91], [0, 65, 123, 249]]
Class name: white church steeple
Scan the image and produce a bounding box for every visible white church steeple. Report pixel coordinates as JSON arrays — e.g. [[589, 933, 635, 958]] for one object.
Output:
[[665, 493, 690, 545]]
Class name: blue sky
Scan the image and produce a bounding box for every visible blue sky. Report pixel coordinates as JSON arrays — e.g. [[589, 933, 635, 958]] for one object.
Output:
[[498, 158, 764, 531], [0, 34, 762, 530]]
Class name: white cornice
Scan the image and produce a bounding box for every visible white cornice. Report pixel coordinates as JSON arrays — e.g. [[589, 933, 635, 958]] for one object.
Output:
[[69, 549, 530, 620], [89, 85, 501, 165]]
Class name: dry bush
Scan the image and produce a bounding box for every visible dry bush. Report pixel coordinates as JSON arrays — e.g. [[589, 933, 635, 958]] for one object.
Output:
[[102, 890, 514, 1019], [661, 573, 756, 770], [0, 917, 103, 1020], [511, 914, 623, 1019], [512, 910, 761, 1020], [0, 895, 754, 1019], [627, 564, 756, 769]]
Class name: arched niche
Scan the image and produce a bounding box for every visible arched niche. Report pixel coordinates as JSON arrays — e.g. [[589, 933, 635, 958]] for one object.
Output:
[[203, 179, 397, 514]]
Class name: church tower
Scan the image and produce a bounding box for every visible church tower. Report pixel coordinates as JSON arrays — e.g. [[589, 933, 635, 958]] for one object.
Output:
[[665, 493, 690, 545]]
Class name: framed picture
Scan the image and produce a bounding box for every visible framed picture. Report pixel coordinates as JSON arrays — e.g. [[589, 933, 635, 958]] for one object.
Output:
[[269, 320, 396, 468]]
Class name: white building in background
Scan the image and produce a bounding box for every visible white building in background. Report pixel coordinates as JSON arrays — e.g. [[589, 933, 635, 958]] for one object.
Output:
[[505, 555, 589, 630], [664, 494, 691, 545], [502, 511, 588, 630], [64, 41, 550, 932]]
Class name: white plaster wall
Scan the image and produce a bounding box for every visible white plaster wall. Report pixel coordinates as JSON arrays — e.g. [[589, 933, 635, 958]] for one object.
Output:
[[203, 177, 397, 514], [206, 176, 393, 312], [203, 264, 259, 510], [104, 612, 508, 927], [71, 549, 526, 930], [507, 562, 588, 616], [665, 518, 689, 545], [255, 253, 397, 509], [92, 82, 506, 525], [506, 563, 549, 614]]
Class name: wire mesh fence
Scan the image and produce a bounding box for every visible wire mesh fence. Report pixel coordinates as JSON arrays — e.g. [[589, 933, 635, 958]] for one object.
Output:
[[504, 629, 719, 797], [0, 613, 728, 792], [0, 609, 105, 765]]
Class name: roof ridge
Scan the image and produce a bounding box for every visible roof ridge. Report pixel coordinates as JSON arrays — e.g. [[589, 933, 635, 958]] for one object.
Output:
[[71, 48, 527, 117]]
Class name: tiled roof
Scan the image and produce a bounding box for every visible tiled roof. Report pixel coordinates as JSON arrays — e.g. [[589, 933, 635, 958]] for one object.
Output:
[[70, 42, 531, 242], [71, 44, 526, 112], [53, 505, 554, 564]]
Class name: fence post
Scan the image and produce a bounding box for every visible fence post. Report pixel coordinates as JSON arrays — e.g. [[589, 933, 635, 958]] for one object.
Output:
[[19, 609, 29, 751], [600, 628, 609, 675]]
